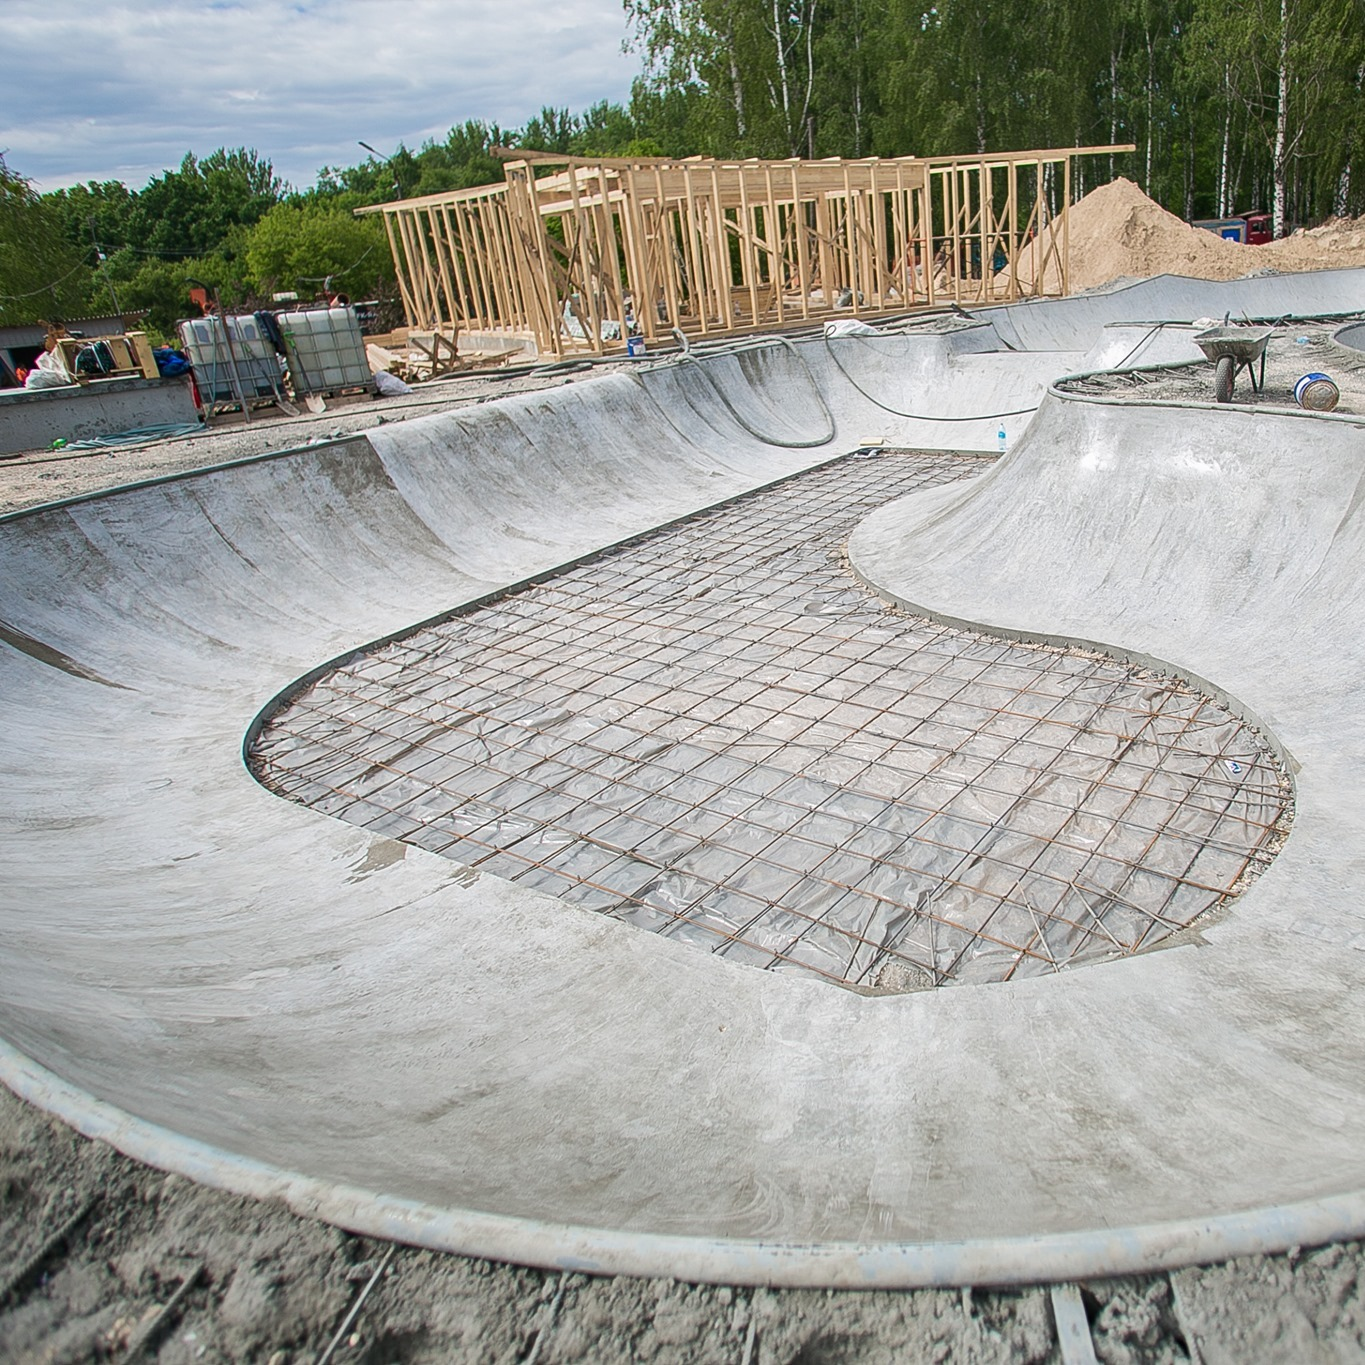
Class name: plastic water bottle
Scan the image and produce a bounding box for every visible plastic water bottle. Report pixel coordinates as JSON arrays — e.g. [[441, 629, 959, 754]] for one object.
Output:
[[997, 425, 1007, 454]]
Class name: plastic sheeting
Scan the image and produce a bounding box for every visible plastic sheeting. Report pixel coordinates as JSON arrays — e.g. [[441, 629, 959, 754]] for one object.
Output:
[[254, 453, 1288, 991]]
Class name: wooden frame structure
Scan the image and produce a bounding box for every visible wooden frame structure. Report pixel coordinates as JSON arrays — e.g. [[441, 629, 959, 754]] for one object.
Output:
[[359, 145, 1134, 357]]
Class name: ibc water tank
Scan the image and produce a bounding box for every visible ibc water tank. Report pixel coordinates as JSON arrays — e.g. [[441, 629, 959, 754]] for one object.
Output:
[[177, 315, 284, 405], [278, 307, 373, 397]]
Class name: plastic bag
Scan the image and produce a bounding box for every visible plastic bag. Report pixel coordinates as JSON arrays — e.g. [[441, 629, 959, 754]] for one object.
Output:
[[24, 350, 73, 389], [374, 370, 413, 396], [824, 319, 879, 337]]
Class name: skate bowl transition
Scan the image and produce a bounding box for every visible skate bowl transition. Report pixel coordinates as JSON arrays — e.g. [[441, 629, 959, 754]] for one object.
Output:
[[5, 270, 1365, 1288]]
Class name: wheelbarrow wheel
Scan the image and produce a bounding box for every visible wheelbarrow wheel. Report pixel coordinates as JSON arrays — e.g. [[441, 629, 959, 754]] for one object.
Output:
[[1214, 355, 1235, 403]]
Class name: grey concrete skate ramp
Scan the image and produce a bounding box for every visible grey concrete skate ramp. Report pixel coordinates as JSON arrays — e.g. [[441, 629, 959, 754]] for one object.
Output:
[[1335, 319, 1365, 354], [977, 266, 1365, 350], [3, 277, 1365, 1287]]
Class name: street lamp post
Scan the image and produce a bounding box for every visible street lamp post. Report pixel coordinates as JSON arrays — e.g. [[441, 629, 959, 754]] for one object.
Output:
[[358, 142, 404, 201]]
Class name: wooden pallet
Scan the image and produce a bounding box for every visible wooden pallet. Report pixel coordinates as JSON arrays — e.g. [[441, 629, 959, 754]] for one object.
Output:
[[55, 331, 159, 382]]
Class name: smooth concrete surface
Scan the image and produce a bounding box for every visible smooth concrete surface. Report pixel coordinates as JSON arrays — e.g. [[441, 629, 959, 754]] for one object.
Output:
[[1335, 319, 1365, 356], [0, 374, 197, 455], [4, 277, 1365, 1287], [976, 267, 1365, 351]]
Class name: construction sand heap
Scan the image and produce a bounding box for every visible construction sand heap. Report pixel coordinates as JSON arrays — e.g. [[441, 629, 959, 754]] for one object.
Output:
[[1012, 177, 1365, 293]]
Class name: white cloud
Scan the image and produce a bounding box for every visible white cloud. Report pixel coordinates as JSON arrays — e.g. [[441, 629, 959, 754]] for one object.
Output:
[[0, 0, 639, 191]]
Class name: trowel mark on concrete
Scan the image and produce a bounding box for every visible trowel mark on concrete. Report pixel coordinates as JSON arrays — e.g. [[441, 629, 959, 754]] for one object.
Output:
[[253, 452, 1289, 993]]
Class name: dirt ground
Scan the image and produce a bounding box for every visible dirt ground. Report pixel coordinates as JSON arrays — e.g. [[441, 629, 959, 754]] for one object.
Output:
[[6, 363, 1365, 1364], [1059, 318, 1365, 413], [8, 1082, 1365, 1364]]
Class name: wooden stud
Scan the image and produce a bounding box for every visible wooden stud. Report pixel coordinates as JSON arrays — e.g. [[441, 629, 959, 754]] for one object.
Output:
[[678, 162, 707, 335], [1063, 154, 1072, 299]]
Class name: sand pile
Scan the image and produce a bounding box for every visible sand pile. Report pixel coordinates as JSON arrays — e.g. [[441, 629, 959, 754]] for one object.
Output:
[[1270, 216, 1365, 263], [1008, 177, 1365, 292]]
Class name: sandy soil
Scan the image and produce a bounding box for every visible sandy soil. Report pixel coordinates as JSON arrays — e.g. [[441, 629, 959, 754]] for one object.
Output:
[[5, 355, 1365, 1363], [1011, 179, 1365, 295]]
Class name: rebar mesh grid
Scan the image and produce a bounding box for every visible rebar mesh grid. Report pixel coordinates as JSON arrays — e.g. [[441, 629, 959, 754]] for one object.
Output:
[[251, 452, 1290, 992]]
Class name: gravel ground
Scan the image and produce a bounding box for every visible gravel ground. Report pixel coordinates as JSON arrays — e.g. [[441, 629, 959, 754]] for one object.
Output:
[[4, 361, 1365, 1363], [1058, 317, 1365, 413]]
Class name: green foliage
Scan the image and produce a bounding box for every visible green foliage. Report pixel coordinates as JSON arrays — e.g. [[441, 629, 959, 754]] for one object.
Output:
[[123, 148, 282, 257], [0, 155, 98, 327], [243, 203, 390, 299], [17, 5, 1365, 339], [626, 0, 1365, 225], [627, 79, 706, 156], [43, 179, 135, 258], [306, 123, 508, 208]]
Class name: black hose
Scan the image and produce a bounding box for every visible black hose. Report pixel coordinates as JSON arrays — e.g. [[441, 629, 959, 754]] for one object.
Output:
[[676, 335, 836, 448], [822, 334, 1039, 423]]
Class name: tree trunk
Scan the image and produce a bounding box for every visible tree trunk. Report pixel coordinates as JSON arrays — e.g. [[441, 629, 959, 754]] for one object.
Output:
[[1185, 112, 1195, 220], [772, 0, 794, 153], [729, 51, 747, 140], [1145, 27, 1155, 191], [1218, 67, 1232, 217], [1109, 47, 1122, 181], [851, 1, 864, 157], [801, 0, 817, 153], [1273, 0, 1289, 238]]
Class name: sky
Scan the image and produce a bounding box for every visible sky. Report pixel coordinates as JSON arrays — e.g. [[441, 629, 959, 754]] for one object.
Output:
[[0, 0, 641, 194]]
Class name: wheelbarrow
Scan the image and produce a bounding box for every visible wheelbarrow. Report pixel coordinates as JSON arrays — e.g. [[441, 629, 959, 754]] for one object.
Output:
[[1194, 325, 1274, 403]]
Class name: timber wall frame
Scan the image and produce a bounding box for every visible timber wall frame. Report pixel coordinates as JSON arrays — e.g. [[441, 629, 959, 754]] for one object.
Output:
[[358, 145, 1135, 357]]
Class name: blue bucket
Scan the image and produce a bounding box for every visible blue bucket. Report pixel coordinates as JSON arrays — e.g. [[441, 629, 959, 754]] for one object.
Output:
[[626, 335, 646, 358], [1295, 372, 1339, 411]]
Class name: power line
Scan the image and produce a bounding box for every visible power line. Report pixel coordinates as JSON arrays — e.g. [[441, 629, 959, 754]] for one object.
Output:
[[297, 242, 380, 283], [0, 252, 95, 302]]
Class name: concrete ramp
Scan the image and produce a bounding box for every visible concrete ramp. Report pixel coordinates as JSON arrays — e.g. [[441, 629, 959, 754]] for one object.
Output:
[[977, 267, 1365, 350], [4, 283, 1365, 1287]]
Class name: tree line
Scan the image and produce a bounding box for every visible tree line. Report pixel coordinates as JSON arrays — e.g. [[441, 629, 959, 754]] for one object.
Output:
[[0, 109, 664, 338], [625, 0, 1365, 233], [4, 0, 1362, 338]]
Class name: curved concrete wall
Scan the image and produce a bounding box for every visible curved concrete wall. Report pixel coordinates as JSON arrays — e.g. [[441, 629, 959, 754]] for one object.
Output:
[[977, 267, 1365, 351], [1335, 319, 1365, 355], [4, 283, 1365, 1287]]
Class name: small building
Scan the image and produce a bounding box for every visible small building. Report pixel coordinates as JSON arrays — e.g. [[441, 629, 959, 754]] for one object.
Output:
[[0, 312, 148, 388]]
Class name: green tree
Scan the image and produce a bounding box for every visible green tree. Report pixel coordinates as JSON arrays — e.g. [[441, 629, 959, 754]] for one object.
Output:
[[121, 148, 282, 257], [43, 179, 135, 258], [243, 202, 392, 300], [0, 155, 97, 326], [626, 0, 825, 156], [627, 78, 708, 157], [1185, 0, 1364, 231]]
